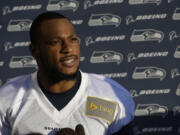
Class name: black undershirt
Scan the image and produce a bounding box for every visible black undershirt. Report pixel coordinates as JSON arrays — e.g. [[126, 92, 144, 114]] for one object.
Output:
[[37, 71, 81, 111]]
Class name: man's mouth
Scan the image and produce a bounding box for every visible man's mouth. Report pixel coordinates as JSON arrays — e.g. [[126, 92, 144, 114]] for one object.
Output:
[[60, 55, 78, 67], [64, 59, 74, 64]]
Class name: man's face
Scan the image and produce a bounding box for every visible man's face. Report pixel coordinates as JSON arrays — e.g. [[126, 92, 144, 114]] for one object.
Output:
[[34, 18, 80, 81]]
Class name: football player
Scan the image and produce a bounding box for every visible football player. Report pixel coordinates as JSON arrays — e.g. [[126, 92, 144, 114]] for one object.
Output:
[[0, 12, 135, 135]]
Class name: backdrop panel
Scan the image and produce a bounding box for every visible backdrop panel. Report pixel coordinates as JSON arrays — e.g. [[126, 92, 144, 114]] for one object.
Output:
[[0, 0, 180, 134]]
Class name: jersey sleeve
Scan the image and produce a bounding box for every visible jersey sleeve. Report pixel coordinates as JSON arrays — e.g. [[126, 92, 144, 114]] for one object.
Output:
[[109, 96, 135, 134], [104, 78, 135, 134]]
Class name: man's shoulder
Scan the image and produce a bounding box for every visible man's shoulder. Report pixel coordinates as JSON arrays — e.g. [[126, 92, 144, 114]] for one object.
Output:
[[86, 72, 125, 90], [0, 73, 32, 101], [85, 72, 131, 100], [0, 73, 35, 116]]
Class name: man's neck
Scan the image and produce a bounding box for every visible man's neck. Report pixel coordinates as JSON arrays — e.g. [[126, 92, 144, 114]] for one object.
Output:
[[37, 71, 77, 93]]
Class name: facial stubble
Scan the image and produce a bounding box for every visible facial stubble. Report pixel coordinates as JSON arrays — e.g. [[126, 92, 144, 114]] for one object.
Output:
[[38, 52, 79, 83]]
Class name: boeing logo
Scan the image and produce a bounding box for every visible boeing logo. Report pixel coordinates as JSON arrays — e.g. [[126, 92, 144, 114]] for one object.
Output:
[[133, 126, 173, 135], [128, 51, 168, 62], [169, 31, 180, 40], [84, 0, 123, 9], [141, 127, 173, 133], [71, 19, 83, 25], [171, 68, 180, 79], [126, 14, 167, 25], [129, 0, 161, 5], [85, 35, 125, 46], [4, 41, 30, 51], [99, 72, 128, 78], [130, 89, 171, 97], [2, 5, 42, 15]]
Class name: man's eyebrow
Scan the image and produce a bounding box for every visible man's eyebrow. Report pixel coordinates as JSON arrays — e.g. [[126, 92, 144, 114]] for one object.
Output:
[[47, 37, 61, 41], [69, 34, 78, 37], [50, 34, 78, 39]]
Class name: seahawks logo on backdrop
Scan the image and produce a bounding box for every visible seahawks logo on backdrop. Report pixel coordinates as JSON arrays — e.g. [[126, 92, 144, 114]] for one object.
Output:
[[46, 0, 79, 12], [174, 45, 180, 58], [88, 13, 121, 27], [172, 8, 180, 20], [7, 19, 32, 32]]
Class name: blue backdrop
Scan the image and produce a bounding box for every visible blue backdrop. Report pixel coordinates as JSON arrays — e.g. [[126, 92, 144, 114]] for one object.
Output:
[[0, 0, 180, 134]]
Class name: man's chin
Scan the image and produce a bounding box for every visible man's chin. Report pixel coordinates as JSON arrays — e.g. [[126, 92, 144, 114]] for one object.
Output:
[[48, 69, 79, 82], [58, 71, 78, 81]]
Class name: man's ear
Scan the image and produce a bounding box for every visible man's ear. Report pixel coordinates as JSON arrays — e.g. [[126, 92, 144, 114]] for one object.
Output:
[[29, 43, 39, 58]]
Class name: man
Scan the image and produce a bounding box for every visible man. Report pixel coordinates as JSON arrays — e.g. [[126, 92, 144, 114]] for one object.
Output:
[[0, 12, 135, 135]]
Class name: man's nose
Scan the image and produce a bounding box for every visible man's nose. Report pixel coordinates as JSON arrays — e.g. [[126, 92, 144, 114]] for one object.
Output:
[[60, 40, 73, 54]]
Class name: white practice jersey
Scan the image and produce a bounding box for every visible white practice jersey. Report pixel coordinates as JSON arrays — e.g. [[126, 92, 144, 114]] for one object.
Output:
[[0, 71, 135, 135]]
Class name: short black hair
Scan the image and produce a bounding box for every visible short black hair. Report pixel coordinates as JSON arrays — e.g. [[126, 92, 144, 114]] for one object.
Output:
[[30, 12, 69, 44]]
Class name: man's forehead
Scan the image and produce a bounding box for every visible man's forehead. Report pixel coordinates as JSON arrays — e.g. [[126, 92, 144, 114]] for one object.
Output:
[[42, 18, 72, 26], [40, 18, 76, 36], [48, 33, 78, 40]]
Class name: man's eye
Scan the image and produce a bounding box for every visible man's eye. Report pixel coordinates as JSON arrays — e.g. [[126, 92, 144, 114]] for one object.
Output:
[[48, 41, 61, 45], [72, 37, 78, 41], [71, 37, 80, 44]]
